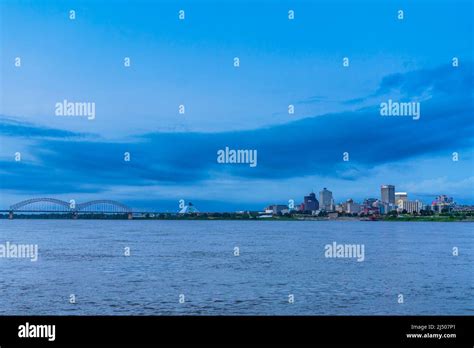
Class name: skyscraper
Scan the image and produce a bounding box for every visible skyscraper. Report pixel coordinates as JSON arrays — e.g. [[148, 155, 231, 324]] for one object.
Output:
[[319, 188, 334, 211], [381, 185, 395, 204], [303, 192, 319, 212], [395, 192, 408, 203]]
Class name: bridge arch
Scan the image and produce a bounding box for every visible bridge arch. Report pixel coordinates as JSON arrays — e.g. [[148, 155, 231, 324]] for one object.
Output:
[[10, 198, 71, 211], [76, 200, 132, 213]]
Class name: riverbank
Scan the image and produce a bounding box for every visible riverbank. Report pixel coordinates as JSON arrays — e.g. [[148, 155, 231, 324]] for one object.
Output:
[[1, 213, 473, 222]]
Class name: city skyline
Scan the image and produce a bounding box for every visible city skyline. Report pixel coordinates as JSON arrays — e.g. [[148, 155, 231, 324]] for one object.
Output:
[[0, 184, 463, 214], [266, 184, 460, 215]]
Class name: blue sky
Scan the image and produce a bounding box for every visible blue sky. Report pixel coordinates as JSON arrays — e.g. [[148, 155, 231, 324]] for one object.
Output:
[[1, 0, 473, 211]]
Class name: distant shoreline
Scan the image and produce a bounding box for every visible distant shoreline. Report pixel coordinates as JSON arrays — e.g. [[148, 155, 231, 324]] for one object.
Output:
[[1, 213, 472, 222]]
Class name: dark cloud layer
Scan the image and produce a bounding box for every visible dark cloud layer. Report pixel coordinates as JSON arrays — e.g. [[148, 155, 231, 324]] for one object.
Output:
[[1, 64, 473, 195]]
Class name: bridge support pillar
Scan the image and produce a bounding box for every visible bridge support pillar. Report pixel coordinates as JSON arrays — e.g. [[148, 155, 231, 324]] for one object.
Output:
[[8, 211, 13, 220], [127, 213, 133, 220]]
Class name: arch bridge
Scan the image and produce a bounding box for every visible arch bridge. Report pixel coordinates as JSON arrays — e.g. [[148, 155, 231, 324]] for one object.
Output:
[[7, 198, 133, 219]]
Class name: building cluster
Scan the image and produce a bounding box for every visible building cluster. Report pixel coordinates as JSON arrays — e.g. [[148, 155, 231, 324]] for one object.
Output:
[[431, 195, 455, 213], [300, 188, 335, 212], [295, 188, 335, 214], [263, 185, 460, 216]]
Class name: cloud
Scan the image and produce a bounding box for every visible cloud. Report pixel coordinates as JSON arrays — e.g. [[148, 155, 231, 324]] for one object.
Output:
[[403, 176, 474, 201], [296, 95, 330, 105], [343, 62, 474, 105], [0, 116, 90, 139], [1, 63, 473, 199], [375, 64, 474, 98]]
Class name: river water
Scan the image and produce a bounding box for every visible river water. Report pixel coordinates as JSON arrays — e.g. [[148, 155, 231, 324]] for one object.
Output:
[[0, 220, 472, 315]]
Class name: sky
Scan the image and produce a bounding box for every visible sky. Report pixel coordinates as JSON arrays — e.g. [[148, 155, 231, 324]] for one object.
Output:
[[1, 0, 473, 211]]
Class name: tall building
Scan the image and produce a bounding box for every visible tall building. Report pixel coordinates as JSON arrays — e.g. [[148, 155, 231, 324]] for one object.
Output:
[[398, 200, 423, 213], [303, 192, 319, 212], [395, 192, 408, 203], [381, 185, 395, 204], [345, 199, 361, 214], [319, 188, 334, 211]]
